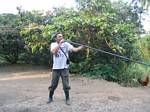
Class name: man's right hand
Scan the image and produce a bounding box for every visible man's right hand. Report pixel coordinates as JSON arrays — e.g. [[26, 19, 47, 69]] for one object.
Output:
[[59, 39, 64, 45], [51, 39, 64, 55]]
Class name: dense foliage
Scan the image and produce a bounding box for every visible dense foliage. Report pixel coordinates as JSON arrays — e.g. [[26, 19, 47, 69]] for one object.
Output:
[[0, 0, 150, 86]]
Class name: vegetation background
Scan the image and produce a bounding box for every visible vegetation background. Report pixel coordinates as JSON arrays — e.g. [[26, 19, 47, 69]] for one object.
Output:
[[0, 0, 150, 86]]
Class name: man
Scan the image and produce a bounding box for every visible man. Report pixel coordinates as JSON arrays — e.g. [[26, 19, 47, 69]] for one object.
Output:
[[47, 32, 83, 105]]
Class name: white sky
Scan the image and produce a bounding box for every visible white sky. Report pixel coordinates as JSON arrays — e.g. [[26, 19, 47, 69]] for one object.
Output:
[[0, 0, 150, 32], [0, 0, 76, 14]]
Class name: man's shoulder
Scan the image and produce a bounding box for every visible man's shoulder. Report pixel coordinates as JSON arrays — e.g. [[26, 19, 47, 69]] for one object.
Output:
[[51, 42, 57, 45], [64, 42, 72, 46]]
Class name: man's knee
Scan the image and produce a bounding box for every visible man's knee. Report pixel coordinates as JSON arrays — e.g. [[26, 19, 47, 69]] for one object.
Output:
[[48, 86, 56, 91], [63, 86, 71, 91]]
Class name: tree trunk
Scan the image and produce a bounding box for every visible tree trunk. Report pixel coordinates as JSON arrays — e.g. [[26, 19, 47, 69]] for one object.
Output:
[[86, 31, 91, 58]]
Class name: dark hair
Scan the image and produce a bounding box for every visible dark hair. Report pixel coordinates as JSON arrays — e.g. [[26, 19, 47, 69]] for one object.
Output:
[[51, 32, 63, 42], [54, 32, 63, 38]]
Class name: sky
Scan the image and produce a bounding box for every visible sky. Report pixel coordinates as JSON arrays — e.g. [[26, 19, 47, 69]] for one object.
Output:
[[0, 0, 76, 14], [0, 0, 150, 32]]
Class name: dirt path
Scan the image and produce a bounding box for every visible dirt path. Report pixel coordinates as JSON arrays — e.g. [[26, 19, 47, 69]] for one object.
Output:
[[0, 65, 150, 112]]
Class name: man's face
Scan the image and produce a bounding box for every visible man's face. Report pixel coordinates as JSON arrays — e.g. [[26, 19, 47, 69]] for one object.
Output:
[[56, 33, 63, 42]]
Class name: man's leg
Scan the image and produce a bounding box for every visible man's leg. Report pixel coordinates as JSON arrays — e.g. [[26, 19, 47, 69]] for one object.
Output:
[[47, 70, 60, 104], [61, 69, 71, 105]]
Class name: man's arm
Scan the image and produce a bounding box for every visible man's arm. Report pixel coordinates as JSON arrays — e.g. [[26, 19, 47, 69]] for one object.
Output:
[[71, 46, 84, 52], [51, 44, 60, 55], [51, 39, 64, 55]]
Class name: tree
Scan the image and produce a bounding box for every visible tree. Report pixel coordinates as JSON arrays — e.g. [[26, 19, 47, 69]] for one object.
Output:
[[0, 0, 149, 86], [131, 0, 150, 10], [0, 14, 24, 64], [19, 10, 52, 65]]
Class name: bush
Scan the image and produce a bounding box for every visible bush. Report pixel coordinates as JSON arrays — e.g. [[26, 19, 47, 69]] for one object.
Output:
[[0, 54, 9, 66], [120, 63, 150, 87], [18, 52, 31, 64]]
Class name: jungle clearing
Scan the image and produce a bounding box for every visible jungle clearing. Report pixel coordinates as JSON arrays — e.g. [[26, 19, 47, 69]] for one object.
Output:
[[0, 65, 150, 112]]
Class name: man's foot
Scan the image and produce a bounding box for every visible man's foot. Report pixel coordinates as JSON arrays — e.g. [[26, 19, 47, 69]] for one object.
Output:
[[65, 99, 71, 105], [47, 98, 53, 104]]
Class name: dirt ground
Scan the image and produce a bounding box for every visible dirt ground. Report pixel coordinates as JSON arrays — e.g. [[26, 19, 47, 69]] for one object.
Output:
[[0, 65, 150, 112]]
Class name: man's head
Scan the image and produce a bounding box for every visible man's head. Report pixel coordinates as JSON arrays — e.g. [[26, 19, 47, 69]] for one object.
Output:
[[54, 32, 63, 43]]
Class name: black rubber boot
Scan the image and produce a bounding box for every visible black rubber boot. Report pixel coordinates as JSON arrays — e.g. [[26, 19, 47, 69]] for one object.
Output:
[[47, 90, 54, 104], [65, 91, 71, 105]]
